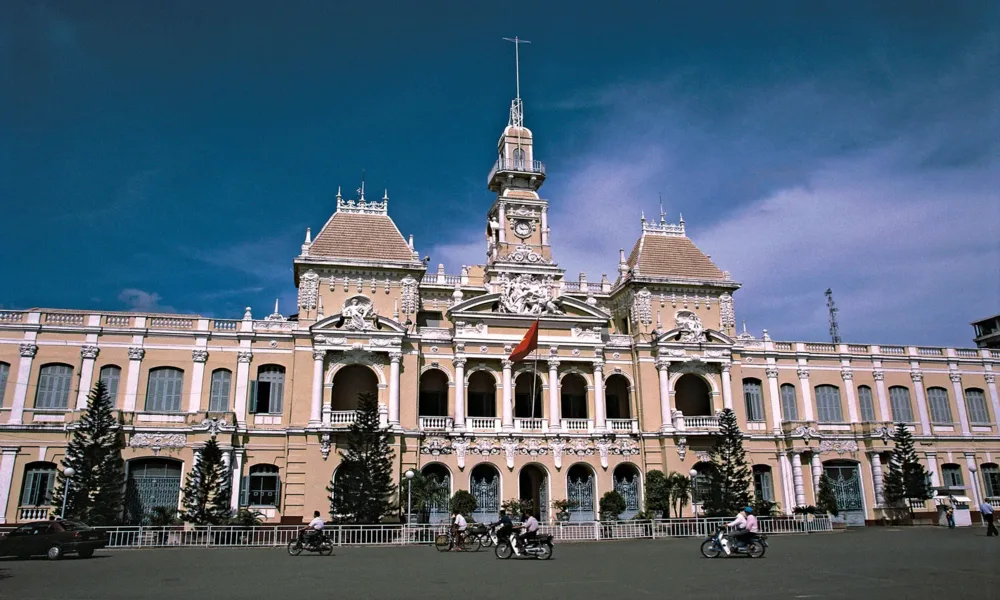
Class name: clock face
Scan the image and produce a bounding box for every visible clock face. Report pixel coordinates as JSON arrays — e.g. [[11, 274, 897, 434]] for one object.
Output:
[[513, 220, 532, 238]]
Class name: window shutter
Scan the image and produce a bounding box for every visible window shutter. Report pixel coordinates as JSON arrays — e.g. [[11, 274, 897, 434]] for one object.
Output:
[[239, 476, 250, 506], [275, 478, 282, 509], [273, 380, 284, 414], [248, 381, 258, 413], [20, 471, 37, 505]]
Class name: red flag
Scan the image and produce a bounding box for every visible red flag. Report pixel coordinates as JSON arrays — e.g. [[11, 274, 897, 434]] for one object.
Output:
[[508, 320, 540, 363]]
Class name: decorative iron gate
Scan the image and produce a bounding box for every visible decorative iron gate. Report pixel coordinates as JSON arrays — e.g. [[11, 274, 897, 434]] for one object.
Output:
[[615, 475, 640, 519], [824, 464, 865, 526], [427, 475, 450, 524], [568, 475, 594, 521], [471, 475, 499, 522], [124, 474, 182, 525], [538, 476, 548, 523]]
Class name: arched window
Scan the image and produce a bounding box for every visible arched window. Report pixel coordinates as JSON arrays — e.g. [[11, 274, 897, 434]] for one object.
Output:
[[965, 388, 990, 425], [888, 386, 913, 423], [941, 463, 963, 487], [0, 361, 10, 407], [331, 365, 378, 412], [99, 365, 121, 403], [145, 367, 184, 412], [982, 463, 1000, 498], [418, 369, 449, 417], [742, 379, 764, 422], [467, 371, 496, 418], [604, 374, 631, 420], [512, 147, 525, 169], [857, 386, 876, 422], [20, 462, 57, 507], [675, 374, 712, 416], [780, 384, 798, 421], [691, 462, 715, 504], [35, 364, 73, 409], [926, 387, 952, 424], [242, 464, 281, 508], [752, 465, 774, 502], [209, 369, 232, 412], [514, 372, 543, 418], [814, 385, 843, 423], [251, 365, 285, 414], [561, 373, 588, 419]]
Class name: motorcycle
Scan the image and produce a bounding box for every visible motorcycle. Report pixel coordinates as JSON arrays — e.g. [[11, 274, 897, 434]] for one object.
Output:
[[494, 527, 553, 560], [287, 530, 334, 556], [700, 527, 767, 559]]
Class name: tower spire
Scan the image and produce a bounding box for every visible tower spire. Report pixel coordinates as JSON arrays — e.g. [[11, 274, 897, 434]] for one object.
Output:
[[502, 36, 531, 128]]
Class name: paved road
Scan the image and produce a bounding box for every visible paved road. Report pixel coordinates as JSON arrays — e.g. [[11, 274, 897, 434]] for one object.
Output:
[[1, 528, 997, 600]]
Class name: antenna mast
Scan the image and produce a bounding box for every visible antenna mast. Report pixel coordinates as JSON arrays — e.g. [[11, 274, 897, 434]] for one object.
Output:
[[502, 36, 531, 128], [825, 288, 842, 344]]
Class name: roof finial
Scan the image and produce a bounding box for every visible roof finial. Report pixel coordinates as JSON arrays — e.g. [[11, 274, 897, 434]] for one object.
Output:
[[659, 192, 666, 223], [336, 186, 342, 200], [641, 209, 646, 223], [502, 36, 531, 128], [742, 320, 747, 334], [304, 227, 312, 244], [408, 234, 414, 250], [356, 169, 366, 200], [383, 189, 388, 201], [679, 212, 684, 224]]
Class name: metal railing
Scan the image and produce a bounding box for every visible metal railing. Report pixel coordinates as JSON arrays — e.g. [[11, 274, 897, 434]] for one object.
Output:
[[488, 158, 546, 182], [0, 517, 832, 548]]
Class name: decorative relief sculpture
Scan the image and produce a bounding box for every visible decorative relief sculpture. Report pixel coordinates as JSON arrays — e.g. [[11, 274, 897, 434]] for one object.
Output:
[[320, 433, 332, 460], [129, 433, 186, 453], [695, 450, 711, 462], [571, 325, 602, 341], [314, 335, 347, 345], [191, 349, 209, 363], [80, 345, 100, 359], [298, 270, 319, 310], [341, 297, 378, 331], [456, 320, 487, 335], [765, 367, 779, 379], [675, 310, 706, 343], [19, 343, 38, 358], [676, 437, 688, 460], [719, 293, 735, 329], [337, 350, 384, 368], [819, 439, 858, 455], [497, 274, 563, 315], [793, 425, 819, 442], [631, 288, 653, 326], [420, 437, 452, 456], [128, 347, 146, 361], [400, 276, 418, 315], [502, 245, 550, 265], [237, 350, 253, 363], [452, 437, 470, 469]]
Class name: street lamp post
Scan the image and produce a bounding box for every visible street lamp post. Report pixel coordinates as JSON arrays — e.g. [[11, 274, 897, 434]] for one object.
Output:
[[60, 467, 76, 519], [405, 469, 415, 537], [689, 468, 699, 535]]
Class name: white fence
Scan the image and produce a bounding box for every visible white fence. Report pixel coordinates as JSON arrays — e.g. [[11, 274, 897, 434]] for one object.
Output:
[[0, 517, 831, 549]]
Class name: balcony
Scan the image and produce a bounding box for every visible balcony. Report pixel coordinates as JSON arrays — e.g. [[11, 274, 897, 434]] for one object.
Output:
[[561, 418, 592, 432], [514, 418, 547, 432], [18, 506, 50, 521], [682, 415, 720, 431], [487, 157, 546, 186], [607, 418, 639, 433], [419, 416, 453, 431], [467, 417, 501, 431], [329, 410, 357, 426]]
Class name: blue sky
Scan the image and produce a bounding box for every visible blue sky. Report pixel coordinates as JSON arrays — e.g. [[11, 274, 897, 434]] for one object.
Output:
[[2, 1, 997, 346]]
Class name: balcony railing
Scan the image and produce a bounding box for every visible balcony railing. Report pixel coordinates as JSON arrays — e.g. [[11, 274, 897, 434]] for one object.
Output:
[[487, 157, 546, 183], [562, 418, 592, 432], [514, 418, 546, 432], [419, 416, 452, 431], [607, 418, 639, 433], [329, 411, 357, 426], [468, 417, 500, 431], [683, 415, 720, 430], [18, 506, 51, 521]]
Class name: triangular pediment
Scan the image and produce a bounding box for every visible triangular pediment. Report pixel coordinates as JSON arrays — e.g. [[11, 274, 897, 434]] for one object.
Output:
[[312, 313, 407, 334], [657, 327, 734, 345], [449, 293, 609, 323]]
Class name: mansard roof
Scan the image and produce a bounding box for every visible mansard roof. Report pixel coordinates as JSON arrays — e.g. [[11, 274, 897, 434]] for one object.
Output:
[[625, 217, 728, 281], [309, 212, 417, 263]]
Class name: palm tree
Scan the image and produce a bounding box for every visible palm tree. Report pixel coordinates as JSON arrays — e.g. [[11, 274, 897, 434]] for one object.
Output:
[[666, 472, 692, 518]]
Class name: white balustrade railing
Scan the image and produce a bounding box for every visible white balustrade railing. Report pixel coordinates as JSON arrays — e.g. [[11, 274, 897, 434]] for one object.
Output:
[[562, 418, 591, 431], [213, 319, 240, 331], [17, 506, 51, 521], [329, 411, 357, 426], [419, 416, 452, 430], [44, 312, 85, 325], [607, 418, 638, 433], [880, 346, 905, 355], [105, 315, 131, 326], [683, 415, 720, 429], [149, 317, 194, 329], [514, 418, 546, 432], [0, 517, 832, 548], [468, 417, 500, 431], [0, 311, 26, 323]]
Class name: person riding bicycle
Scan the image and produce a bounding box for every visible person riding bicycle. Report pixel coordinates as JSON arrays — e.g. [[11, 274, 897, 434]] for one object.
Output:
[[302, 510, 325, 546], [451, 510, 468, 550], [726, 506, 757, 554], [516, 511, 539, 551]]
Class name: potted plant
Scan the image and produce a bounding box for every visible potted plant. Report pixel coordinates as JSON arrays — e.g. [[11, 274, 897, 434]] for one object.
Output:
[[551, 499, 576, 522]]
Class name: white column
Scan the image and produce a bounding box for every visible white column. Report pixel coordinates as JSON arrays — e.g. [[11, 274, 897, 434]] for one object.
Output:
[[765, 367, 781, 432], [925, 452, 940, 487], [720, 363, 734, 411], [910, 371, 931, 435], [870, 453, 885, 506], [547, 359, 560, 429], [966, 455, 982, 508], [123, 347, 145, 412], [188, 350, 208, 413], [0, 448, 19, 524], [9, 343, 38, 425], [501, 359, 514, 429], [498, 202, 507, 244], [453, 357, 467, 429], [791, 452, 806, 507], [873, 370, 890, 422], [593, 360, 607, 431], [950, 371, 971, 436], [657, 360, 673, 431], [986, 373, 1000, 431], [778, 453, 796, 515], [842, 369, 859, 423], [798, 367, 814, 421], [810, 453, 823, 500], [230, 450, 244, 512], [541, 207, 549, 246], [76, 346, 100, 409], [388, 351, 402, 425], [233, 350, 252, 425], [310, 350, 326, 426]]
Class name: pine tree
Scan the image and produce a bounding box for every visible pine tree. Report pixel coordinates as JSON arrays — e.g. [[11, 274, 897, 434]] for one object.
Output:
[[51, 380, 125, 525], [702, 408, 752, 516], [882, 422, 933, 520], [180, 437, 232, 525], [816, 473, 840, 516], [329, 392, 397, 524]]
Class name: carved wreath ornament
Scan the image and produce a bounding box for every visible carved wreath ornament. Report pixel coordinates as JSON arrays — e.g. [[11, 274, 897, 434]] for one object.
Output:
[[419, 436, 639, 470]]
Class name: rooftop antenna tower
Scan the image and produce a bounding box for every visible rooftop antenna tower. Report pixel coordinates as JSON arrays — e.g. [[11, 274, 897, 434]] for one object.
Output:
[[825, 288, 842, 344], [502, 36, 531, 130]]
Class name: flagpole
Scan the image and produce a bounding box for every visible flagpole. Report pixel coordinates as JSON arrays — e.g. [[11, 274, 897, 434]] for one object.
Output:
[[530, 319, 539, 421]]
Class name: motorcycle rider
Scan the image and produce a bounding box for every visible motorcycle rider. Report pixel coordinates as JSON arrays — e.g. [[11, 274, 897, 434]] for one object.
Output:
[[494, 509, 514, 538], [303, 510, 325, 546], [516, 511, 540, 551], [725, 506, 757, 554]]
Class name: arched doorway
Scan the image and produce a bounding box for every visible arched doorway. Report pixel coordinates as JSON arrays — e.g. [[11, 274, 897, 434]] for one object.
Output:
[[691, 461, 716, 510], [470, 463, 501, 523], [561, 373, 588, 420], [467, 371, 497, 419], [331, 365, 378, 412], [613, 463, 642, 520], [421, 463, 451, 524], [124, 458, 183, 525], [519, 464, 548, 522], [605, 374, 631, 420], [418, 369, 449, 417], [514, 372, 543, 418], [675, 374, 712, 416], [567, 464, 595, 521], [824, 460, 865, 527]]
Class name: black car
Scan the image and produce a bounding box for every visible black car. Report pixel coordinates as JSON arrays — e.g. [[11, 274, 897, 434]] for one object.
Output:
[[0, 520, 108, 560]]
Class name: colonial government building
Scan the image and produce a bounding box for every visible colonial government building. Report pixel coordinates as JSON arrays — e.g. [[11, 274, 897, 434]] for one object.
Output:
[[1, 94, 998, 528]]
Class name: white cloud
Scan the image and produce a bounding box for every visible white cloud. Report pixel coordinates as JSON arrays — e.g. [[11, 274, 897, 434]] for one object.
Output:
[[118, 288, 176, 314]]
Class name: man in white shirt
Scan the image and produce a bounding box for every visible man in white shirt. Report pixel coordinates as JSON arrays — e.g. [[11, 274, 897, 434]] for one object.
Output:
[[304, 510, 325, 545], [452, 511, 468, 549], [517, 511, 540, 550]]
